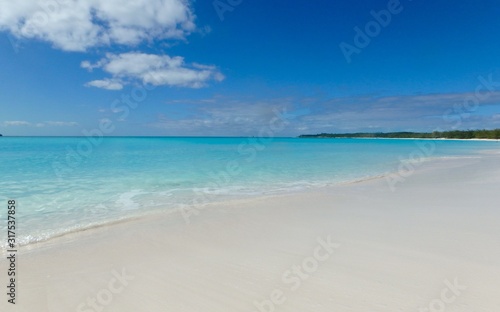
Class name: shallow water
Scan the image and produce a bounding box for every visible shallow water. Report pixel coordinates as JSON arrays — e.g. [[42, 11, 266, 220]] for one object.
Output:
[[0, 136, 498, 246]]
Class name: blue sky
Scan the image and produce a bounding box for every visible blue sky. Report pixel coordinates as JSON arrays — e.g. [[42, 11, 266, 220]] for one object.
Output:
[[1, 0, 500, 136]]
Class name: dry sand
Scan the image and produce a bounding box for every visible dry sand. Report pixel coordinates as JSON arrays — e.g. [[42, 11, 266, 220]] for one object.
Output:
[[1, 153, 500, 311]]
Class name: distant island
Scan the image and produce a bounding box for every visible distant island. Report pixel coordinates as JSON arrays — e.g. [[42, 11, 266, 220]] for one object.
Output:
[[299, 129, 500, 140]]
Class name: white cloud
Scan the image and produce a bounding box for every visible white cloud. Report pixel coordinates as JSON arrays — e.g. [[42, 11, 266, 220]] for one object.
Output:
[[45, 121, 79, 126], [81, 60, 101, 72], [0, 2, 223, 91], [2, 121, 31, 126], [82, 52, 224, 89], [0, 0, 195, 51], [2, 120, 79, 127], [85, 79, 124, 90]]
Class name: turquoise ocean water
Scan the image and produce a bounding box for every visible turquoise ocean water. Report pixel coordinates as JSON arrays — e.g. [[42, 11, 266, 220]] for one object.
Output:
[[0, 137, 498, 247]]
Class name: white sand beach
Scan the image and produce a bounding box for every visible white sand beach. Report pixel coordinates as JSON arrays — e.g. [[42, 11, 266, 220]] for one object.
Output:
[[1, 153, 500, 312]]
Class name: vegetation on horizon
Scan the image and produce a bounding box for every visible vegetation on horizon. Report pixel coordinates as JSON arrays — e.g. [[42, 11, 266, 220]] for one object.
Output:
[[299, 129, 500, 139]]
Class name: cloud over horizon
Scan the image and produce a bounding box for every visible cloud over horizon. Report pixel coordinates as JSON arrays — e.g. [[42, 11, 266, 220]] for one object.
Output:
[[2, 120, 79, 127], [147, 91, 500, 136]]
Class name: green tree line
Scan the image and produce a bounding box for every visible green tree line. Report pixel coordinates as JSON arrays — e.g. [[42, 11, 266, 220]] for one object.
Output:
[[299, 129, 500, 139]]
